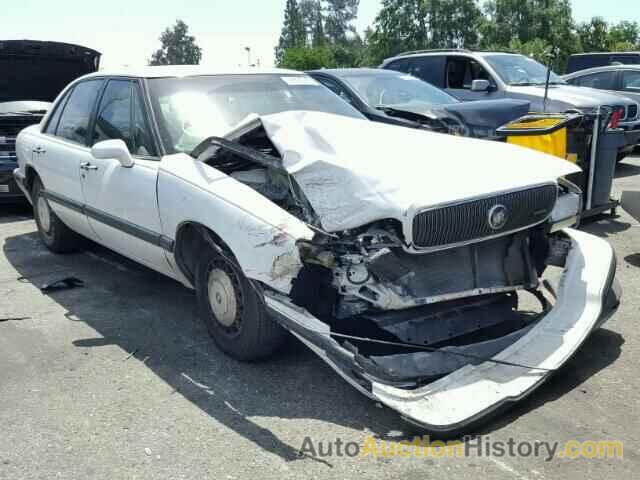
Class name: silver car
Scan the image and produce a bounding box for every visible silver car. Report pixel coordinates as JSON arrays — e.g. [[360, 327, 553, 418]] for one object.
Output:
[[563, 64, 640, 105], [381, 50, 640, 129]]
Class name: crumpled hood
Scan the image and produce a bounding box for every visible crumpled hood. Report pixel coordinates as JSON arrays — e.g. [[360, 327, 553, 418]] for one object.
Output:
[[242, 111, 581, 232], [385, 98, 530, 134]]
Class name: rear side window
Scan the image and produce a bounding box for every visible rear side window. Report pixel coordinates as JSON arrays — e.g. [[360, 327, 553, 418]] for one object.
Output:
[[611, 55, 640, 65], [316, 77, 357, 107], [573, 71, 617, 90], [44, 89, 72, 135], [409, 56, 447, 87], [93, 80, 132, 148], [385, 59, 410, 73], [621, 70, 640, 92], [56, 79, 103, 145]]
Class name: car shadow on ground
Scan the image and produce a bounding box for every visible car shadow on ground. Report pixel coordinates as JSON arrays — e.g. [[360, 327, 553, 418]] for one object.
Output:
[[615, 161, 640, 179], [3, 232, 406, 464], [0, 203, 32, 224], [2, 230, 625, 458], [477, 327, 623, 436], [581, 215, 631, 238]]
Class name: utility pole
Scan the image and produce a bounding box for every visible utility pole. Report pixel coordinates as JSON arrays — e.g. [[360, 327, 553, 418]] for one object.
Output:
[[245, 46, 252, 67]]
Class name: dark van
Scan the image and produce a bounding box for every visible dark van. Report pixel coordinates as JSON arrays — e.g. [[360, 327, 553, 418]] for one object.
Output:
[[567, 52, 640, 74]]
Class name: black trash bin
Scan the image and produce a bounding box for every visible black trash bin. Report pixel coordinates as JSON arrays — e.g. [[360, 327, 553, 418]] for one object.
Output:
[[591, 129, 626, 208]]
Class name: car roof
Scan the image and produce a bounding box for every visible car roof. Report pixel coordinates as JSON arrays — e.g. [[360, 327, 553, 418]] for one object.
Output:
[[383, 50, 518, 63], [309, 68, 401, 77], [564, 64, 640, 78], [76, 65, 303, 80]]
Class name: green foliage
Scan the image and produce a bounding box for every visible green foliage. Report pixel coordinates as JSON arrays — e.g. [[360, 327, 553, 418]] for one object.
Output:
[[275, 0, 640, 72], [576, 16, 609, 52], [149, 20, 202, 66], [276, 0, 364, 68], [324, 0, 360, 44], [481, 0, 577, 72], [275, 0, 307, 65], [608, 21, 639, 48], [365, 0, 484, 65], [577, 18, 640, 53], [279, 46, 336, 70]]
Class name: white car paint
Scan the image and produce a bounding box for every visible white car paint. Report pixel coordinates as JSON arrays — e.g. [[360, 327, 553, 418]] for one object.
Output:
[[13, 66, 618, 432], [158, 153, 313, 293], [249, 110, 580, 233]]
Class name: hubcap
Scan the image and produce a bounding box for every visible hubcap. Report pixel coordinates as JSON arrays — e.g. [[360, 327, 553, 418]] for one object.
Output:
[[37, 195, 51, 233], [207, 268, 238, 327]]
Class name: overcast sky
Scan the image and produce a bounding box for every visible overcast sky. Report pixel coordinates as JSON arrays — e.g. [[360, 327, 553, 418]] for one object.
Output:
[[3, 0, 639, 69]]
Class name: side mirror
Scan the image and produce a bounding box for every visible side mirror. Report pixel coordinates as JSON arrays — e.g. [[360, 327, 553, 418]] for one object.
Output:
[[91, 139, 134, 168], [471, 79, 491, 92]]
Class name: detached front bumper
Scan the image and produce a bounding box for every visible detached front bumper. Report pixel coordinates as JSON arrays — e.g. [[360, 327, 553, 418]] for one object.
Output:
[[265, 228, 619, 434]]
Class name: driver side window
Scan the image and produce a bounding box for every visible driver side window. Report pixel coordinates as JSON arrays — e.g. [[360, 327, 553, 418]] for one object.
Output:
[[92, 80, 133, 149], [446, 57, 494, 90], [91, 79, 158, 157], [317, 78, 356, 107]]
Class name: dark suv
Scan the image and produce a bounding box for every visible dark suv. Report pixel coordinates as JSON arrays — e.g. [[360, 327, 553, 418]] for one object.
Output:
[[567, 52, 640, 74]]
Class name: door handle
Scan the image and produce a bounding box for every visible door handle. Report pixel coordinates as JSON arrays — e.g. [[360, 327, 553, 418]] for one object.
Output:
[[33, 147, 46, 154], [80, 162, 98, 171]]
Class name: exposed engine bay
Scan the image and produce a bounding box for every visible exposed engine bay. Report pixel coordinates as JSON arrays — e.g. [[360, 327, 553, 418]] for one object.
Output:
[[191, 118, 582, 388]]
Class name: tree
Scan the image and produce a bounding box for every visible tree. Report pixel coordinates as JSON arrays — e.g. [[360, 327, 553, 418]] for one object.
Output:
[[608, 21, 639, 50], [275, 0, 307, 65], [279, 46, 336, 69], [577, 17, 609, 52], [300, 0, 326, 47], [365, 0, 483, 66], [481, 0, 577, 72], [324, 0, 360, 44], [149, 19, 202, 66]]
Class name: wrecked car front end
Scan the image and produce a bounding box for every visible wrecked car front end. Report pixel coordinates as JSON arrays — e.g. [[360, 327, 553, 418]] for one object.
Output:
[[184, 110, 619, 433]]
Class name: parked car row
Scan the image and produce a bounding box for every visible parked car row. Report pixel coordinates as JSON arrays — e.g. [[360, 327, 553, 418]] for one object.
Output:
[[12, 59, 623, 434]]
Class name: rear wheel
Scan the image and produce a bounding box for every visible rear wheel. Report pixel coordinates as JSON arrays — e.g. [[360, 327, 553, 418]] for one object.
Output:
[[195, 242, 286, 361], [32, 177, 82, 253]]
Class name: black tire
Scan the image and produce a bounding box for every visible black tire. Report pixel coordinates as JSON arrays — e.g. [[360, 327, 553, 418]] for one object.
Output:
[[32, 177, 82, 253], [195, 242, 286, 361]]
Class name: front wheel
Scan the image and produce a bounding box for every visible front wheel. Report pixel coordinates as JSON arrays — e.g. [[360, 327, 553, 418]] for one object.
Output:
[[32, 177, 82, 253], [195, 243, 286, 361]]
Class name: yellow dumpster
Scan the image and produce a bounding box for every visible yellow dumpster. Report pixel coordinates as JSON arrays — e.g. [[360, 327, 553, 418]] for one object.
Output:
[[496, 114, 582, 162]]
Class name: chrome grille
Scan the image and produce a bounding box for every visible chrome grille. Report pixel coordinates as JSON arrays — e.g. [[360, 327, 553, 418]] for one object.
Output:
[[412, 184, 558, 249]]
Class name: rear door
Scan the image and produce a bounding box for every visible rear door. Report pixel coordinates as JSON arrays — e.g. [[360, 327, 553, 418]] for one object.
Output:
[[79, 78, 174, 275], [33, 79, 104, 238]]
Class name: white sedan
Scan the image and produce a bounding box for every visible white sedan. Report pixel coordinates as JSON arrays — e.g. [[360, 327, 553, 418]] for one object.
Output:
[[14, 66, 620, 434]]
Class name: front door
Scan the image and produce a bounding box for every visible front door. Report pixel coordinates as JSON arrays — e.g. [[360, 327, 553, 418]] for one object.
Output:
[[444, 56, 501, 101], [79, 78, 174, 276], [34, 79, 104, 239]]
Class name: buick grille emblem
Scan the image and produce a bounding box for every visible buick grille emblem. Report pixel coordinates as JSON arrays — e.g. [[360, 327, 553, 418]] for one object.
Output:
[[488, 204, 508, 230]]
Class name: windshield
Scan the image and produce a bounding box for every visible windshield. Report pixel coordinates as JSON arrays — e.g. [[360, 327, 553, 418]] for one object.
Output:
[[484, 54, 565, 86], [147, 74, 365, 154], [342, 72, 458, 107]]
